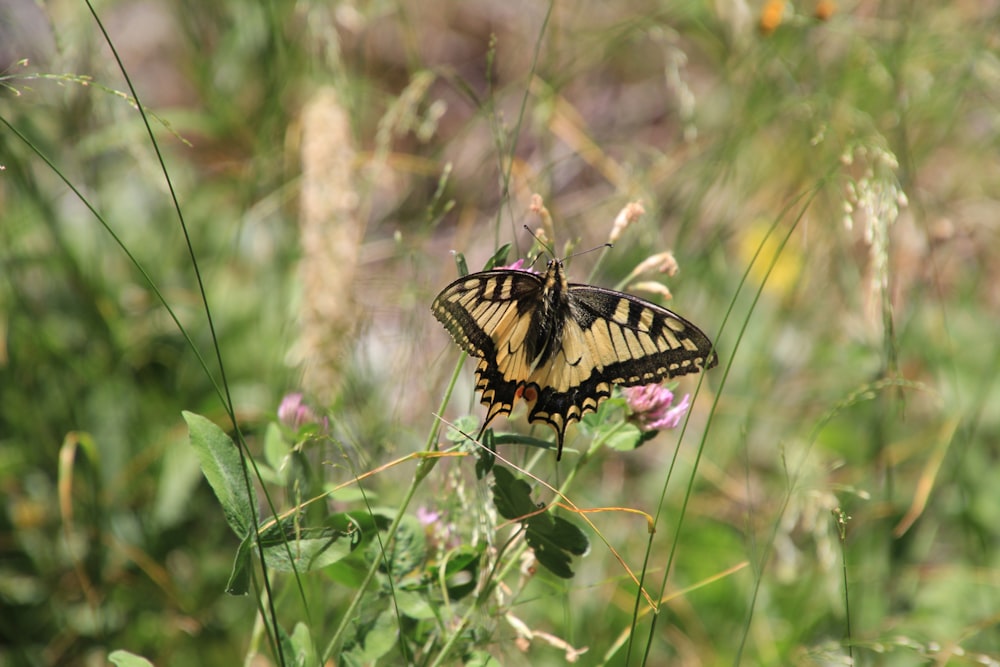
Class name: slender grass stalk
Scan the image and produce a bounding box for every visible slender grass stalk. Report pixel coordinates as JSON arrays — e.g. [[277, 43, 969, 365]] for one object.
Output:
[[322, 349, 467, 661]]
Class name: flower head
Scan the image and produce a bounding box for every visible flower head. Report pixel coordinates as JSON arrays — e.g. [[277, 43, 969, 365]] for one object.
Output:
[[608, 201, 646, 244], [278, 393, 329, 432], [623, 384, 691, 431]]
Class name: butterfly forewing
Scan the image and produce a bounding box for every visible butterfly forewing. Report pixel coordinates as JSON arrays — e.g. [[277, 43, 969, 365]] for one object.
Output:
[[432, 270, 544, 359], [567, 285, 718, 382], [432, 261, 717, 459]]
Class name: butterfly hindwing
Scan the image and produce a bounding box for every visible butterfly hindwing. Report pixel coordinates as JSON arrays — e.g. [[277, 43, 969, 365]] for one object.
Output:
[[432, 261, 717, 459]]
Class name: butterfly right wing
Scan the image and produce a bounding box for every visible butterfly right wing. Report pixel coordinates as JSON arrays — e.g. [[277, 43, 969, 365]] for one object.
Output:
[[518, 283, 717, 454]]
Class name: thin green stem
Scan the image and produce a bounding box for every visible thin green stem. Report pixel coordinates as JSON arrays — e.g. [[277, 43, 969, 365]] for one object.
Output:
[[324, 341, 469, 660]]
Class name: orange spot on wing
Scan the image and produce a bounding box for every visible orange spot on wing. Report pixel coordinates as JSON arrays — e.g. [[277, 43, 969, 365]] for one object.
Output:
[[515, 385, 538, 404]]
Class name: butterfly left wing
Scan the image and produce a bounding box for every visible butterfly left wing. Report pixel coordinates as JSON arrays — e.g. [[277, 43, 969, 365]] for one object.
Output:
[[432, 269, 547, 434]]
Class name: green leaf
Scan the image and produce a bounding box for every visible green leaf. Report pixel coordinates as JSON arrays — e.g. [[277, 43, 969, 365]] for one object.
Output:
[[225, 532, 254, 595], [373, 514, 426, 579], [549, 515, 590, 556], [394, 589, 436, 620], [492, 465, 542, 520], [107, 650, 154, 667], [324, 558, 371, 589], [445, 415, 480, 443], [475, 428, 495, 478], [261, 421, 290, 485], [321, 511, 394, 588], [288, 622, 317, 667], [256, 510, 389, 573], [491, 466, 589, 579], [464, 650, 501, 667], [524, 514, 590, 577], [582, 396, 645, 451], [260, 525, 361, 572], [342, 607, 398, 664], [427, 545, 483, 600], [526, 529, 575, 578], [483, 243, 512, 270], [602, 422, 644, 452], [327, 510, 392, 536], [183, 411, 257, 538]]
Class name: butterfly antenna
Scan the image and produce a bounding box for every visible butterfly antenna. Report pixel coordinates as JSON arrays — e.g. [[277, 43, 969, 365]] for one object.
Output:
[[522, 224, 612, 259], [565, 242, 614, 261], [522, 224, 555, 267]]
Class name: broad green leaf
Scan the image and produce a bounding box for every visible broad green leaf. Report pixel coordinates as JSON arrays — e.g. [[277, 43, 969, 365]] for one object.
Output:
[[549, 515, 589, 556], [342, 607, 397, 663], [527, 531, 575, 578], [492, 465, 541, 520], [183, 411, 257, 538], [289, 622, 317, 667], [324, 558, 370, 589], [320, 511, 394, 587], [261, 527, 360, 572], [492, 466, 589, 579], [373, 514, 425, 579], [107, 650, 154, 667], [394, 589, 436, 620], [602, 422, 644, 452], [257, 510, 388, 573]]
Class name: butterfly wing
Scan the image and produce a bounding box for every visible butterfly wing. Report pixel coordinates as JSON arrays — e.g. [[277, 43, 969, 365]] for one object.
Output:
[[432, 269, 547, 431], [522, 284, 717, 453], [433, 268, 717, 459], [566, 283, 718, 382]]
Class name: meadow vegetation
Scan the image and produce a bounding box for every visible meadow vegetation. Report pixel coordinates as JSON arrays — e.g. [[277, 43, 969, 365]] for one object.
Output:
[[1, 1, 998, 665]]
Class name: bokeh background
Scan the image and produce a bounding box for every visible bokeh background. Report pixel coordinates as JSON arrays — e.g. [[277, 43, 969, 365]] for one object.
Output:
[[2, 0, 999, 665]]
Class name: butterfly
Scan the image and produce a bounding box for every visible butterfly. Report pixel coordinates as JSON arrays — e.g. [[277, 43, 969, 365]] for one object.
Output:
[[432, 258, 717, 459]]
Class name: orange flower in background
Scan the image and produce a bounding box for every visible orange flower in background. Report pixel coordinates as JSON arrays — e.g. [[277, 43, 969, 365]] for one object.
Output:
[[815, 0, 836, 21], [760, 0, 786, 34]]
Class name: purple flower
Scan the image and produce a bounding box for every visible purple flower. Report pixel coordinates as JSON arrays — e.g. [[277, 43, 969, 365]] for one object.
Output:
[[502, 258, 529, 271], [277, 393, 328, 431], [416, 505, 459, 550], [623, 384, 691, 431], [416, 506, 441, 526]]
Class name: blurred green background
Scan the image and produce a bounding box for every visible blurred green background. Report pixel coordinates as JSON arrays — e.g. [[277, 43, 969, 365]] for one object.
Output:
[[2, 0, 999, 665]]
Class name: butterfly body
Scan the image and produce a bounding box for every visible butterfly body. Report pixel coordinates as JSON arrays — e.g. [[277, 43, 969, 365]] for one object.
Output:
[[433, 259, 717, 459]]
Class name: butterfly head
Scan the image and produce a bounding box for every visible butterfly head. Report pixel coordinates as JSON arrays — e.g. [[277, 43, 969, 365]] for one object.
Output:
[[543, 258, 568, 292]]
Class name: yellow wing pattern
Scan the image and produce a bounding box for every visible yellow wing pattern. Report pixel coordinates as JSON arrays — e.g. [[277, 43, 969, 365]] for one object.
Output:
[[432, 259, 717, 459]]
